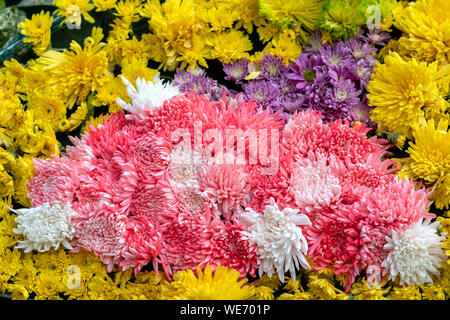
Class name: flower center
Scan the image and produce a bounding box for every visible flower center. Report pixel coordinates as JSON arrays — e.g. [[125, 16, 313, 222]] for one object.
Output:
[[254, 90, 266, 100], [303, 69, 316, 82], [329, 55, 341, 66], [336, 88, 348, 102]]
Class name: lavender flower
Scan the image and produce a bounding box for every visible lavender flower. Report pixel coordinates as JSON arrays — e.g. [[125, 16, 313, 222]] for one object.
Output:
[[319, 42, 353, 69], [365, 28, 391, 46], [223, 58, 249, 84], [259, 53, 289, 81], [325, 79, 361, 110], [347, 98, 374, 125], [302, 69, 329, 109], [346, 38, 377, 61], [287, 54, 323, 90], [243, 80, 280, 111], [173, 68, 227, 101], [302, 30, 323, 56]]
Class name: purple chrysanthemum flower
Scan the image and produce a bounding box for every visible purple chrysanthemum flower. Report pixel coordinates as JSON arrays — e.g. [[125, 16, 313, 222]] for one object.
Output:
[[301, 30, 323, 56], [353, 60, 375, 89], [173, 68, 227, 100], [243, 80, 280, 111], [348, 98, 375, 125], [319, 42, 353, 69], [325, 79, 361, 112], [287, 54, 323, 90], [260, 53, 289, 81], [365, 29, 391, 46], [223, 58, 250, 84], [280, 93, 305, 113], [345, 38, 377, 61], [329, 64, 357, 84], [302, 69, 329, 108]]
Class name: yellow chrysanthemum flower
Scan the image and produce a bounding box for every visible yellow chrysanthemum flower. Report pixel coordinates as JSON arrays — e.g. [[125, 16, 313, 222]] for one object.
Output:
[[87, 274, 124, 300], [397, 118, 450, 210], [120, 271, 163, 300], [349, 278, 390, 300], [367, 52, 450, 139], [230, 0, 262, 34], [264, 29, 303, 65], [92, 0, 117, 11], [159, 266, 256, 300], [67, 102, 89, 131], [420, 283, 446, 300], [258, 0, 326, 36], [34, 270, 65, 300], [114, 0, 142, 25], [206, 29, 252, 64], [205, 3, 236, 32], [306, 275, 348, 300], [91, 76, 127, 112], [10, 155, 35, 207], [37, 27, 112, 108], [0, 164, 14, 198], [394, 0, 450, 66], [27, 91, 66, 132], [120, 59, 158, 86], [33, 249, 70, 278], [53, 0, 95, 28], [142, 0, 209, 70], [11, 254, 37, 293], [18, 11, 53, 55], [257, 19, 282, 43], [387, 286, 422, 300]]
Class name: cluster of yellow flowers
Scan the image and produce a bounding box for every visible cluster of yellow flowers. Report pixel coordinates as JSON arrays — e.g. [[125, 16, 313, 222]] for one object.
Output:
[[0, 0, 448, 300], [368, 0, 450, 211]]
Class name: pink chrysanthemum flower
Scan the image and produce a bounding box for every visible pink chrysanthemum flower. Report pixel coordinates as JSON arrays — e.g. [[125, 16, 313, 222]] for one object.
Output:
[[128, 178, 179, 225], [71, 202, 129, 272], [281, 110, 388, 164], [159, 205, 216, 275], [306, 205, 362, 292], [209, 219, 259, 278], [131, 133, 172, 178], [27, 156, 79, 207], [120, 215, 163, 275], [200, 162, 251, 219]]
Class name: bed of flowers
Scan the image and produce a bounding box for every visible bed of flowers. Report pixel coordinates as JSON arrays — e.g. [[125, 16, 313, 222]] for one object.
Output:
[[0, 0, 449, 300]]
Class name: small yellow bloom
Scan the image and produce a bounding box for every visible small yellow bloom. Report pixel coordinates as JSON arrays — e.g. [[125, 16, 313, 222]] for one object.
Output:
[[368, 52, 450, 139], [0, 164, 14, 198], [397, 118, 450, 209], [34, 270, 65, 300], [159, 266, 256, 300], [92, 0, 117, 11], [54, 0, 95, 27], [18, 11, 53, 55], [207, 29, 253, 64]]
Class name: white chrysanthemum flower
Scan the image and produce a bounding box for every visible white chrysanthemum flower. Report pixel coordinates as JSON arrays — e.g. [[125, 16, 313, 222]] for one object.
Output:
[[381, 219, 447, 286], [289, 157, 341, 213], [117, 73, 180, 114], [239, 198, 312, 281], [12, 202, 77, 253]]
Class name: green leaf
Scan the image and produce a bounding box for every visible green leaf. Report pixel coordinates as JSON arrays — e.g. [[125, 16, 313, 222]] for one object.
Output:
[[0, 0, 5, 10]]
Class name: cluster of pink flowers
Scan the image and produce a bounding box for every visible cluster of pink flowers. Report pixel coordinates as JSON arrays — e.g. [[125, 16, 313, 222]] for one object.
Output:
[[26, 78, 435, 290]]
